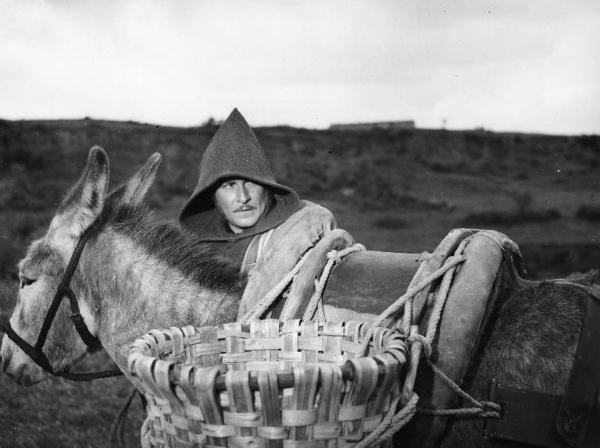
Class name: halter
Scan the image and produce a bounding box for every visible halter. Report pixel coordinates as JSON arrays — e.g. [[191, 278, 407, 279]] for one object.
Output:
[[0, 223, 122, 381]]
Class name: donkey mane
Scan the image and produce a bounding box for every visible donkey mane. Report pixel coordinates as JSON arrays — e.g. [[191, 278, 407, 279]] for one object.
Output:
[[98, 198, 244, 296]]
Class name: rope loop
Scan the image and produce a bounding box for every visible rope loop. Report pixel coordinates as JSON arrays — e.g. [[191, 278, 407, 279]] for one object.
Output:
[[328, 243, 366, 262], [408, 333, 432, 359], [352, 392, 419, 448], [418, 251, 431, 263], [479, 400, 502, 413], [417, 406, 501, 419]]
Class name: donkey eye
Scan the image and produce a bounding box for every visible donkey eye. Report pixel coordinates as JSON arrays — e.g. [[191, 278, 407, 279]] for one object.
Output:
[[20, 276, 36, 289]]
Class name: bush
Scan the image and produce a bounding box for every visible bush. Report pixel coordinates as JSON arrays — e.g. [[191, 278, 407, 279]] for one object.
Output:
[[0, 146, 49, 171], [576, 135, 599, 150], [575, 204, 600, 222]]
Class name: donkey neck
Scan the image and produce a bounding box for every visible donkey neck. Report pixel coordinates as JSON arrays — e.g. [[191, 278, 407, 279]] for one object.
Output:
[[75, 226, 241, 368]]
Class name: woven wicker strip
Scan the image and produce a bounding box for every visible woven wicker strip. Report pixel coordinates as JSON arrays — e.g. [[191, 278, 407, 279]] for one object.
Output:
[[128, 319, 408, 448], [257, 368, 284, 447]]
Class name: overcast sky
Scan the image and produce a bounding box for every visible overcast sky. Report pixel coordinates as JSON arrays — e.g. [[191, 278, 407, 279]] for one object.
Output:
[[1, 0, 599, 134]]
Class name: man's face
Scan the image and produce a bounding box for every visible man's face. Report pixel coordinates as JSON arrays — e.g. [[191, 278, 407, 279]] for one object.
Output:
[[214, 179, 268, 233]]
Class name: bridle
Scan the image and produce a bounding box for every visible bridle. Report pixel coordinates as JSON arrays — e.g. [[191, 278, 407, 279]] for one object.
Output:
[[0, 223, 122, 381]]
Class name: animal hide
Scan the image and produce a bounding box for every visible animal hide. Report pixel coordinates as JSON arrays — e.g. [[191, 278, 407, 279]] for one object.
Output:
[[237, 201, 338, 318]]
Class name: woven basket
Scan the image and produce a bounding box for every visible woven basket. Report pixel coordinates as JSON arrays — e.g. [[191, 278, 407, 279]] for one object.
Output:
[[128, 319, 409, 448]]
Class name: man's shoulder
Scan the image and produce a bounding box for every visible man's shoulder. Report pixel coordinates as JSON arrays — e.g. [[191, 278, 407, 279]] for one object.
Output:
[[279, 200, 336, 231]]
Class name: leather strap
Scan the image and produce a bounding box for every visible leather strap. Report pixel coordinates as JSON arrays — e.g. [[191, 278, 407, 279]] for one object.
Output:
[[556, 291, 600, 447], [485, 381, 569, 447]]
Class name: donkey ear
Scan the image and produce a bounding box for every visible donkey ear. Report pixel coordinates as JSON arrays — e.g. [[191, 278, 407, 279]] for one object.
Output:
[[110, 152, 162, 207], [53, 146, 109, 238]]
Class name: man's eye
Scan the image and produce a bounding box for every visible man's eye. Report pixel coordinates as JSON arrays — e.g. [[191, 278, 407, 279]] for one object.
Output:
[[20, 276, 36, 289]]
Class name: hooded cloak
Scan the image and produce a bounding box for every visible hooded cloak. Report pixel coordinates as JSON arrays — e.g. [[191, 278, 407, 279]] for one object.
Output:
[[179, 108, 304, 272]]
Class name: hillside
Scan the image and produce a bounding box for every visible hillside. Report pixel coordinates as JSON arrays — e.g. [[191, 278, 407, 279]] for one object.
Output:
[[1, 118, 599, 280], [1, 118, 599, 447]]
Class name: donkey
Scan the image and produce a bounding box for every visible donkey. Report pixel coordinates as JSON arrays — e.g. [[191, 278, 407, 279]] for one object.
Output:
[[0, 147, 242, 384]]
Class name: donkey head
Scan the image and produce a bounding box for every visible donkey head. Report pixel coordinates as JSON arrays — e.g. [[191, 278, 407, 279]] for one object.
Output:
[[1, 146, 161, 385]]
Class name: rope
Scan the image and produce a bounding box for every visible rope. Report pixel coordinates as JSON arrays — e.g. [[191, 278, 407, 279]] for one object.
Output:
[[110, 386, 139, 448], [356, 254, 467, 357], [302, 243, 366, 321], [352, 392, 419, 448], [409, 237, 501, 420], [372, 393, 420, 443], [408, 333, 432, 359], [240, 230, 504, 445], [404, 236, 502, 422], [417, 362, 501, 419], [417, 406, 500, 418], [357, 234, 502, 428], [425, 359, 500, 414], [370, 254, 466, 331], [423, 238, 470, 343]]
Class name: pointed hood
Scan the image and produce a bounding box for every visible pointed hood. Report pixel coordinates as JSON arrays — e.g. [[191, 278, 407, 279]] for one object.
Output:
[[179, 108, 303, 240]]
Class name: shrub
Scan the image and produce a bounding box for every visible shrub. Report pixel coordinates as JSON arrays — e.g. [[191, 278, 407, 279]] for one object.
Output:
[[575, 204, 600, 222], [0, 146, 49, 171], [576, 135, 599, 150]]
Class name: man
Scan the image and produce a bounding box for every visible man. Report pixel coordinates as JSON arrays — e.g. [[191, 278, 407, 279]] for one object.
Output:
[[179, 109, 341, 317], [179, 108, 310, 277]]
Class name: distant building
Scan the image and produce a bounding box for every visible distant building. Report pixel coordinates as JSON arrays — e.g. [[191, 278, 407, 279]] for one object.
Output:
[[329, 120, 415, 131]]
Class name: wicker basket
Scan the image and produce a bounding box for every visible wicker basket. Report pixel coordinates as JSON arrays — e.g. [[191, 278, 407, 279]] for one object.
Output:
[[128, 319, 409, 448]]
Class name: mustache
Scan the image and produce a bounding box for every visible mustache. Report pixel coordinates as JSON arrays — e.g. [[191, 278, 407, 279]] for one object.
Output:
[[234, 205, 256, 212]]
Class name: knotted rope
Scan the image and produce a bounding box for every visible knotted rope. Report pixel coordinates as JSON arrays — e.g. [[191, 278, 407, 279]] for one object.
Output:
[[417, 360, 501, 418]]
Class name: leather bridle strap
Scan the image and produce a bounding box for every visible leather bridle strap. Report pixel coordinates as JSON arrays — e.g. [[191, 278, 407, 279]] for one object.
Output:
[[34, 229, 101, 352], [0, 225, 122, 381], [1, 320, 53, 373]]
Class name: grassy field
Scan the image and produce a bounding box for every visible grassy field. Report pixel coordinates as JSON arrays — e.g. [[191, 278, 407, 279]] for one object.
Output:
[[0, 119, 599, 446]]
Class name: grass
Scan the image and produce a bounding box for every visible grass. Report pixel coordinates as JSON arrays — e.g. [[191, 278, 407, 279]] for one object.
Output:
[[0, 358, 145, 447], [0, 275, 144, 447]]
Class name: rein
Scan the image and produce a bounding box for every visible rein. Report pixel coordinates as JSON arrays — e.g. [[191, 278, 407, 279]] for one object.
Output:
[[0, 224, 122, 381]]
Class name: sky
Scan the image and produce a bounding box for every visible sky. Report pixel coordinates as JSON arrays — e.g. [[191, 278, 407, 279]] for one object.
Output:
[[1, 0, 599, 134]]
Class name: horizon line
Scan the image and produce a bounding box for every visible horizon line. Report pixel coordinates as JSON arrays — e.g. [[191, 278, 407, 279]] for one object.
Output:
[[0, 115, 598, 138]]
